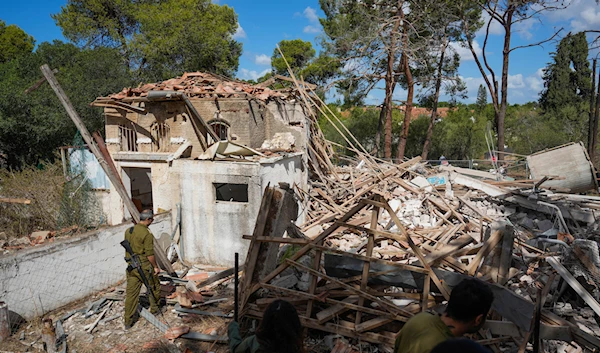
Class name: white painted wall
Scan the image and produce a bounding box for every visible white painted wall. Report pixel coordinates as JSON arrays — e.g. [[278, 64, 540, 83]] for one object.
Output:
[[178, 153, 306, 266], [0, 214, 171, 320]]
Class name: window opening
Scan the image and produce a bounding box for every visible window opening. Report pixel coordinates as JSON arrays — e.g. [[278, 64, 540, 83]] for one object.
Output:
[[209, 121, 229, 141], [214, 183, 248, 202]]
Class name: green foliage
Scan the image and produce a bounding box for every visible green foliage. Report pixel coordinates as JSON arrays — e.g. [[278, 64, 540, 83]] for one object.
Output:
[[540, 32, 592, 112], [476, 84, 487, 112], [269, 39, 340, 93], [0, 40, 134, 168], [0, 20, 35, 63], [272, 39, 316, 76], [428, 106, 488, 160], [133, 0, 241, 80], [52, 0, 242, 79]]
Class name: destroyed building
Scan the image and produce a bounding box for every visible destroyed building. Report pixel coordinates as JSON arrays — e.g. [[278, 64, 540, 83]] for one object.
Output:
[[90, 72, 310, 265]]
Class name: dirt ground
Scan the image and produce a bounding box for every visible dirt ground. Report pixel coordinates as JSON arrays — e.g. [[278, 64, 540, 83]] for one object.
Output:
[[0, 279, 233, 353]]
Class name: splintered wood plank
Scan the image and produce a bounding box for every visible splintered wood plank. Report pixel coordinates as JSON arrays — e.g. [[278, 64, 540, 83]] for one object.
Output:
[[467, 229, 504, 276], [364, 199, 450, 300], [286, 259, 413, 318], [316, 296, 359, 324], [356, 316, 393, 333], [249, 198, 372, 300], [424, 234, 474, 265], [356, 196, 380, 325]]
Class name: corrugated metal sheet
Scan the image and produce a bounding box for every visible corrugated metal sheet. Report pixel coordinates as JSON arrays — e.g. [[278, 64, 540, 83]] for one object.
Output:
[[526, 142, 597, 193]]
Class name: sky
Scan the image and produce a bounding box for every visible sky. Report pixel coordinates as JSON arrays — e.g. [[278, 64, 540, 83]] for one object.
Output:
[[2, 0, 600, 105]]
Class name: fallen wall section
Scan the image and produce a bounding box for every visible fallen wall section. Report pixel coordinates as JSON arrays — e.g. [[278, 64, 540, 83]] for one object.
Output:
[[0, 213, 171, 320]]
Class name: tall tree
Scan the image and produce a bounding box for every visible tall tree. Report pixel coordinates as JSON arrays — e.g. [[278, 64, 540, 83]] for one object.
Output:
[[0, 20, 35, 63], [52, 0, 242, 79], [476, 84, 488, 111], [460, 0, 566, 161], [0, 41, 133, 168]]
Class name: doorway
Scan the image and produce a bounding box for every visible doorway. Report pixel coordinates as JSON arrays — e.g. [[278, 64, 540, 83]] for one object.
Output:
[[122, 167, 153, 214]]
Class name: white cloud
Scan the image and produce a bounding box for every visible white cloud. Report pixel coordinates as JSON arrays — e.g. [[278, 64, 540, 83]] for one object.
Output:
[[508, 74, 525, 89], [303, 25, 321, 34], [233, 24, 246, 39], [459, 69, 545, 104], [303, 7, 319, 23], [255, 54, 271, 66], [476, 12, 504, 37], [449, 40, 482, 62], [238, 68, 270, 81]]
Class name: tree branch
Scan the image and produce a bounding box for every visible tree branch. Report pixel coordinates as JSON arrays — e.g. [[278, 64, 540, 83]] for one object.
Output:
[[509, 27, 563, 53]]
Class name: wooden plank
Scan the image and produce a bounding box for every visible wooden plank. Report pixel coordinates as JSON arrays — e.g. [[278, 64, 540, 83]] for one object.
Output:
[[546, 256, 600, 317], [355, 316, 393, 333], [497, 225, 515, 285], [365, 199, 450, 300], [356, 196, 380, 325], [0, 198, 31, 205], [467, 229, 504, 276], [241, 235, 309, 245], [286, 259, 413, 318], [249, 199, 372, 299], [41, 64, 141, 223], [316, 296, 358, 324], [423, 234, 474, 265]]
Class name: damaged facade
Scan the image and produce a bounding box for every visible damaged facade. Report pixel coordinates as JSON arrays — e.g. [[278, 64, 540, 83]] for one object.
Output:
[[91, 72, 310, 265]]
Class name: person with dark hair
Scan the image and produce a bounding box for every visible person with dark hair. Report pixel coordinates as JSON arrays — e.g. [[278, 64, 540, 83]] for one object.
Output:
[[123, 209, 162, 329], [394, 278, 494, 353], [431, 339, 490, 353], [228, 299, 305, 353]]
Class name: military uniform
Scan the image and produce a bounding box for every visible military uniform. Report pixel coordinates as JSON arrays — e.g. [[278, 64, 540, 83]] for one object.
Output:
[[123, 223, 161, 327]]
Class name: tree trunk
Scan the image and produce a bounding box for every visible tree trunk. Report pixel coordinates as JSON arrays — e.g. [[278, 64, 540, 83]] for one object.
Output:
[[592, 68, 600, 163], [422, 38, 448, 160], [383, 52, 396, 160], [497, 13, 513, 162], [397, 51, 414, 161], [374, 108, 384, 157], [589, 59, 597, 157]]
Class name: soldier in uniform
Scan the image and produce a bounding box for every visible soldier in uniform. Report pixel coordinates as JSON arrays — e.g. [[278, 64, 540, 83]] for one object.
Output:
[[123, 209, 162, 329]]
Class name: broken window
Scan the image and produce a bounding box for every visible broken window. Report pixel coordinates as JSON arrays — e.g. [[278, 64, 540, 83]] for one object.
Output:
[[119, 124, 137, 152], [214, 183, 248, 202], [209, 121, 229, 141], [151, 122, 171, 152]]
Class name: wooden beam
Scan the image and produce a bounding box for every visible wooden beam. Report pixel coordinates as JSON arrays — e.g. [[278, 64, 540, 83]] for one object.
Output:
[[356, 196, 380, 325], [467, 229, 504, 276], [546, 256, 600, 317], [0, 198, 31, 205], [40, 64, 141, 223]]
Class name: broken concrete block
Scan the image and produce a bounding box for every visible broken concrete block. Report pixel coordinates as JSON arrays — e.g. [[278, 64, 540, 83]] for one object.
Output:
[[271, 274, 298, 289], [8, 237, 30, 247], [536, 219, 554, 232]]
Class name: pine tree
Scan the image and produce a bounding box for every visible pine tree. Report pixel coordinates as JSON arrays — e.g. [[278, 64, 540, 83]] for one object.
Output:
[[540, 32, 591, 111], [476, 84, 487, 111]]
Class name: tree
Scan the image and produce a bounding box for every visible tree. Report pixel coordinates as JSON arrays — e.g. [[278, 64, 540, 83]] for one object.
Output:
[[460, 0, 567, 161], [269, 39, 340, 90], [476, 84, 487, 112], [321, 0, 455, 160], [540, 32, 591, 112], [52, 0, 242, 79], [0, 41, 134, 168], [0, 20, 35, 63]]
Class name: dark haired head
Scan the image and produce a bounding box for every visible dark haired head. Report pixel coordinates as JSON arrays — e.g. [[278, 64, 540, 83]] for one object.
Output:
[[446, 279, 494, 327], [256, 300, 304, 353], [431, 339, 490, 353]]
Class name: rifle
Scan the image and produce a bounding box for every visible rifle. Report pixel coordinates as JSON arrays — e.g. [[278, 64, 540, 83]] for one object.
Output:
[[120, 239, 156, 308]]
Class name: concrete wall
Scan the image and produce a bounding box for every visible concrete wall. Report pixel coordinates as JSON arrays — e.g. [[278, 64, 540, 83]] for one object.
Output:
[[0, 214, 171, 320], [177, 153, 306, 266], [104, 98, 308, 156]]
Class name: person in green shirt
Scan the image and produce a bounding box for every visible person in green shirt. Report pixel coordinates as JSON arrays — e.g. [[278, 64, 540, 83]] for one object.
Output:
[[123, 209, 162, 329], [394, 278, 494, 353], [228, 299, 305, 353]]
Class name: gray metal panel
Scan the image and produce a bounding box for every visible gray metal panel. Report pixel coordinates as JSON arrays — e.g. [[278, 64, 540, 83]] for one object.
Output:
[[526, 142, 597, 193]]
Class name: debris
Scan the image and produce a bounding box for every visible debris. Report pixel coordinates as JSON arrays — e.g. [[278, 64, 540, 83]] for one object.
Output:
[[164, 325, 190, 340]]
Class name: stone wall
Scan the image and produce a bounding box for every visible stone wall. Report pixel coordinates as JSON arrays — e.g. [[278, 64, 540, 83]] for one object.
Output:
[[0, 214, 171, 320]]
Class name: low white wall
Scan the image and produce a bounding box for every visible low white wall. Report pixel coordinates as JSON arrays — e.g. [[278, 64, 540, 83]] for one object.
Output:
[[0, 214, 171, 320]]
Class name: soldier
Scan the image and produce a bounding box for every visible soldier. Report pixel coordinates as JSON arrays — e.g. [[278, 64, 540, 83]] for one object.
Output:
[[123, 209, 162, 329]]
